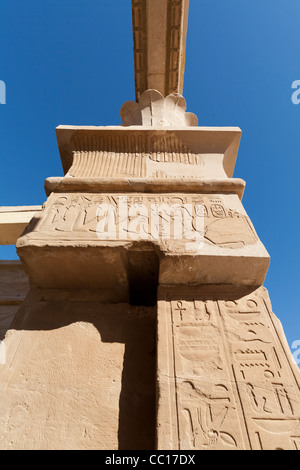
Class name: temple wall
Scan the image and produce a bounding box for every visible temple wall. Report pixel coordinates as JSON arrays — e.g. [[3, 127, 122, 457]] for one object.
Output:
[[0, 261, 29, 341], [0, 289, 156, 450]]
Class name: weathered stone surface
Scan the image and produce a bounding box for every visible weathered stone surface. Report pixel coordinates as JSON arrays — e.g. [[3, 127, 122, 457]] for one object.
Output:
[[16, 191, 270, 289], [0, 206, 42, 245], [120, 89, 198, 127], [0, 0, 298, 452], [55, 126, 241, 178], [0, 261, 29, 341], [157, 285, 300, 450], [0, 261, 29, 303], [44, 176, 246, 200], [0, 291, 156, 450], [131, 0, 189, 99]]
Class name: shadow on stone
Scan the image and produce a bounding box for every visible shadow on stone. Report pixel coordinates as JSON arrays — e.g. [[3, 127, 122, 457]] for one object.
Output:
[[4, 293, 157, 450]]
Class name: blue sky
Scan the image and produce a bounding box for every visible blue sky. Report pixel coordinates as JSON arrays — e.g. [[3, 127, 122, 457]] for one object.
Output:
[[0, 0, 299, 353]]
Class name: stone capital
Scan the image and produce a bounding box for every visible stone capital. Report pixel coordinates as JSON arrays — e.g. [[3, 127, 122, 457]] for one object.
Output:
[[120, 89, 198, 127]]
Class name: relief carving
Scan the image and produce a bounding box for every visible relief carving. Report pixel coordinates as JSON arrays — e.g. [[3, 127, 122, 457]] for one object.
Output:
[[29, 193, 258, 250], [247, 383, 274, 414], [69, 131, 209, 179], [164, 297, 248, 449], [120, 89, 198, 127], [176, 325, 223, 372], [179, 381, 237, 450], [158, 290, 300, 450], [218, 288, 300, 449]]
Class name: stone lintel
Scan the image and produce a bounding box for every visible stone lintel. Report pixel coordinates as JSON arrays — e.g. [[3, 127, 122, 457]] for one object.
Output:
[[132, 0, 189, 99], [44, 177, 246, 200], [55, 125, 242, 178], [0, 206, 42, 245]]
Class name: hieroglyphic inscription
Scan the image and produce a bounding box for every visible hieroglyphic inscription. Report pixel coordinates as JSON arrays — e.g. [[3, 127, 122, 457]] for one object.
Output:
[[218, 288, 300, 450], [168, 299, 246, 450], [25, 193, 257, 249], [158, 287, 300, 450]]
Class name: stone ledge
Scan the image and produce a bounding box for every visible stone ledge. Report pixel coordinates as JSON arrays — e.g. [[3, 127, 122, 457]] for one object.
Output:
[[0, 206, 42, 245], [16, 242, 270, 290], [44, 177, 246, 199]]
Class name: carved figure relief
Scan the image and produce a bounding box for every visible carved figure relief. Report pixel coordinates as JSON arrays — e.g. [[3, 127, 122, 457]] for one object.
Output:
[[218, 288, 300, 449], [166, 298, 247, 450], [159, 289, 300, 450], [27, 193, 258, 250], [179, 381, 237, 450]]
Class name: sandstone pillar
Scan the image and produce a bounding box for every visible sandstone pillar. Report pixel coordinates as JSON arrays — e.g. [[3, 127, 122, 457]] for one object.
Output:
[[0, 1, 299, 451], [157, 286, 300, 450]]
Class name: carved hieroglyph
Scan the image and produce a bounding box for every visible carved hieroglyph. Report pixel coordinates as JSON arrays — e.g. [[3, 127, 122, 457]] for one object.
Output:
[[157, 286, 300, 450], [17, 190, 269, 290], [1, 0, 298, 452], [21, 192, 257, 250]]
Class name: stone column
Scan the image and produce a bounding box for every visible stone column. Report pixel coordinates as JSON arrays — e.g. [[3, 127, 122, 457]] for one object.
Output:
[[0, 1, 299, 450], [157, 286, 300, 450], [0, 88, 299, 450]]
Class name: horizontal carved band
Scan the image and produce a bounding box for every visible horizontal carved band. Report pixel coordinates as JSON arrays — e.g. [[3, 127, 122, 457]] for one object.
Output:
[[44, 177, 246, 199], [56, 126, 242, 178]]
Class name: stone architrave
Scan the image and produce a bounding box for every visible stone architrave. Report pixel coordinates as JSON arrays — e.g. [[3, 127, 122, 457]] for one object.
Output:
[[131, 0, 190, 99]]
